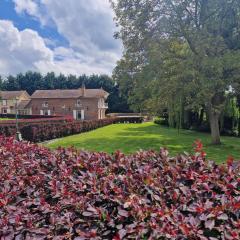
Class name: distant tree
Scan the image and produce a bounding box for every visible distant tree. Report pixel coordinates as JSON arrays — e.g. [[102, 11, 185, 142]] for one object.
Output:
[[53, 74, 67, 89], [44, 72, 55, 90], [3, 75, 20, 90], [0, 76, 3, 90], [17, 72, 43, 94], [1, 72, 130, 113]]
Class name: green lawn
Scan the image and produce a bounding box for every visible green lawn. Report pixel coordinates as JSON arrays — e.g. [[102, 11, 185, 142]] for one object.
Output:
[[0, 118, 13, 121], [46, 122, 240, 163]]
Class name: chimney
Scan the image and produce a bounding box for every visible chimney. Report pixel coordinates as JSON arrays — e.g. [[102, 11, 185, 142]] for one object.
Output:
[[81, 83, 86, 97]]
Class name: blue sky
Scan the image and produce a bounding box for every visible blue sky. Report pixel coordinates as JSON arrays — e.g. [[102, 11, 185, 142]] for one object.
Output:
[[0, 0, 122, 76]]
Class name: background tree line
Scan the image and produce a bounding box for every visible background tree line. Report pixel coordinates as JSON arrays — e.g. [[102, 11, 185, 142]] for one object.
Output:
[[111, 0, 240, 144], [0, 72, 130, 113]]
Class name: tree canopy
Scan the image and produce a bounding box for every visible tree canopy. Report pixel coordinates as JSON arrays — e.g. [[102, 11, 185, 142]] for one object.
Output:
[[111, 0, 240, 144]]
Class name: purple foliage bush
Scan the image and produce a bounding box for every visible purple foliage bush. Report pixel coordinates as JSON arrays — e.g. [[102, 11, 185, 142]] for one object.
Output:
[[20, 118, 117, 142], [0, 118, 117, 142], [0, 138, 239, 239]]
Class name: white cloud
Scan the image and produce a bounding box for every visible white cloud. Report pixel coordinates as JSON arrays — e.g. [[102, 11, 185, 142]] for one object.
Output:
[[7, 0, 122, 76], [0, 20, 53, 75], [13, 0, 48, 25], [0, 20, 119, 76], [40, 0, 122, 59], [14, 0, 38, 15]]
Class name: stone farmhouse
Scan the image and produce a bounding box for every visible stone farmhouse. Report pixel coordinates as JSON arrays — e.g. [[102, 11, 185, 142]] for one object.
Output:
[[0, 87, 109, 120], [0, 91, 31, 115]]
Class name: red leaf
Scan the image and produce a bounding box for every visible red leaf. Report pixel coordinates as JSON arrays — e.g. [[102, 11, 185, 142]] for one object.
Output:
[[227, 156, 234, 167]]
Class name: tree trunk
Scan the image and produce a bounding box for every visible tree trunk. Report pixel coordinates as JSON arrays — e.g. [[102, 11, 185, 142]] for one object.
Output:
[[238, 109, 240, 137], [198, 108, 204, 127], [209, 108, 221, 145]]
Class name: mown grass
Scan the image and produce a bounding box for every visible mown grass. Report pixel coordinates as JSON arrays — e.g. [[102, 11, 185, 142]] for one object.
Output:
[[46, 122, 240, 163], [0, 118, 13, 121]]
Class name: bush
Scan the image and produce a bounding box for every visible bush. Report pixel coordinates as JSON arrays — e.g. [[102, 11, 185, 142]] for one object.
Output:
[[0, 116, 72, 126], [154, 117, 169, 126], [0, 118, 116, 142], [114, 116, 144, 123], [0, 113, 64, 120], [0, 138, 239, 239]]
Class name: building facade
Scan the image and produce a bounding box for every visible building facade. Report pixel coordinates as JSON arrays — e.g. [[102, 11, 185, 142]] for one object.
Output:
[[0, 91, 31, 115], [29, 87, 109, 120]]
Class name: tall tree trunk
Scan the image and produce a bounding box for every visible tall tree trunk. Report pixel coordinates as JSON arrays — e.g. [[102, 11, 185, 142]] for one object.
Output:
[[209, 107, 221, 145], [198, 108, 204, 127], [238, 109, 240, 137]]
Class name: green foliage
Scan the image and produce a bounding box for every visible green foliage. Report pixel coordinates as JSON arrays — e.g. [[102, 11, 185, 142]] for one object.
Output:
[[153, 117, 168, 126], [111, 0, 240, 144], [0, 71, 131, 113]]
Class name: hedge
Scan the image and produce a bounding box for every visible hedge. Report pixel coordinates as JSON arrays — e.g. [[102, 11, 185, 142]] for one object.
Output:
[[114, 116, 144, 123], [0, 117, 143, 142], [0, 113, 64, 120], [0, 116, 71, 126], [0, 118, 116, 142], [20, 118, 117, 142], [0, 138, 239, 239]]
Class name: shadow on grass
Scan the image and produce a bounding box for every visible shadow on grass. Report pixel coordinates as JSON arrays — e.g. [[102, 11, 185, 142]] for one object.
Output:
[[48, 123, 240, 163], [52, 135, 188, 156], [117, 124, 209, 138]]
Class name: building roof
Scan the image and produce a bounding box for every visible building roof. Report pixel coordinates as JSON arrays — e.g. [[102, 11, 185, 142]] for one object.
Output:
[[17, 100, 31, 109], [0, 91, 29, 100], [31, 88, 109, 99], [85, 89, 109, 98]]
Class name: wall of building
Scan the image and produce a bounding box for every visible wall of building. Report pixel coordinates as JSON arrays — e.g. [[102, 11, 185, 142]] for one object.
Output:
[[0, 94, 30, 114], [29, 97, 101, 120]]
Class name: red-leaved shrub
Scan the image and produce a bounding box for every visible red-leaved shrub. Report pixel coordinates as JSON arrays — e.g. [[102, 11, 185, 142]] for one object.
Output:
[[20, 118, 117, 142], [0, 137, 239, 239], [0, 117, 142, 142]]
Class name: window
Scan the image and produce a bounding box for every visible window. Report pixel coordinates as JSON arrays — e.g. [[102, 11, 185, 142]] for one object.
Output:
[[42, 101, 48, 107], [69, 107, 71, 111], [43, 109, 50, 115], [3, 109, 7, 114], [2, 100, 7, 106], [76, 99, 81, 106], [77, 111, 82, 120]]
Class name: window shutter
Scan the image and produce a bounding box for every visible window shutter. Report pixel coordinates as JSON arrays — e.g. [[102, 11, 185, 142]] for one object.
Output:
[[81, 110, 85, 120], [73, 110, 77, 120]]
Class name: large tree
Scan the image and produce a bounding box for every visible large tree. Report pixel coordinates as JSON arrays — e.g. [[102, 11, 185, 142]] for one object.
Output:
[[111, 0, 240, 144]]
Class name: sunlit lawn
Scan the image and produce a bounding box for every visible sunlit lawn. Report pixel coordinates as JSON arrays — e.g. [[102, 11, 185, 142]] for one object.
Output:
[[46, 122, 240, 164], [0, 118, 13, 121]]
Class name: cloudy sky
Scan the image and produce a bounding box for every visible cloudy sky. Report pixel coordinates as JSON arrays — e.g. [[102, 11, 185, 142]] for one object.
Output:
[[0, 0, 122, 76]]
